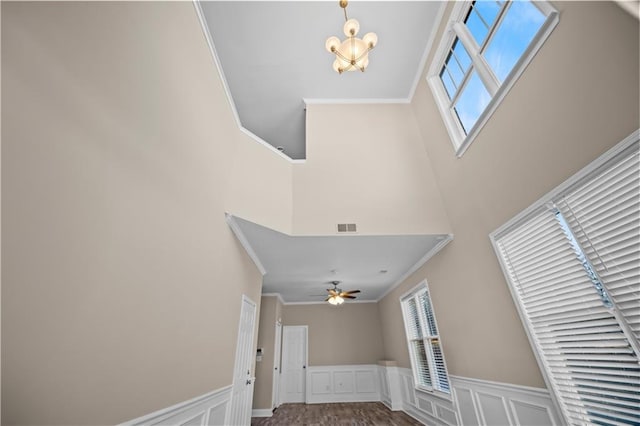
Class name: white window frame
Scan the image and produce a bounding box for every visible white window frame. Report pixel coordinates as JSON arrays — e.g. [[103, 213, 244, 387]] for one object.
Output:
[[427, 0, 559, 157], [490, 129, 640, 425], [400, 280, 451, 398]]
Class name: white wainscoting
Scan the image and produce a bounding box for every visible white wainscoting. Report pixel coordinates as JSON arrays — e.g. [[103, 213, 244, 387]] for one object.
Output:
[[118, 385, 231, 426], [450, 376, 562, 426], [397, 367, 459, 426], [383, 367, 561, 426], [306, 365, 381, 404]]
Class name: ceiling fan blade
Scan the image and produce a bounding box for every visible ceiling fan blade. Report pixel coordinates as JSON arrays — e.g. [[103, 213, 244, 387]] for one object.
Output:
[[327, 289, 337, 296], [343, 290, 361, 294], [325, 296, 332, 302], [342, 295, 357, 299]]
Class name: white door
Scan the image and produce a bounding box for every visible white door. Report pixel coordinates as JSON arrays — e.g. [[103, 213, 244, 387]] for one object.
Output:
[[272, 321, 282, 409], [281, 325, 307, 403], [226, 295, 257, 426]]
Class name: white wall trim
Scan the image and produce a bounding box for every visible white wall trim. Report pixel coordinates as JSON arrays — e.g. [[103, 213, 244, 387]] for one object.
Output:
[[450, 375, 561, 426], [490, 128, 639, 239], [303, 98, 409, 105], [281, 299, 378, 306], [192, 0, 304, 164], [118, 385, 232, 426], [377, 234, 453, 302], [262, 293, 286, 306], [407, 1, 448, 103], [225, 214, 267, 276], [306, 365, 381, 404], [251, 409, 273, 418]]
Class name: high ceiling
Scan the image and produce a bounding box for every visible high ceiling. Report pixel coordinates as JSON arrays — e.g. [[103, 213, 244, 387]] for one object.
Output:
[[231, 216, 450, 304], [199, 1, 445, 159]]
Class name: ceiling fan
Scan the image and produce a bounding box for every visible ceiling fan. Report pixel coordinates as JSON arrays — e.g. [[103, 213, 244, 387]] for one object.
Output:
[[325, 281, 360, 305]]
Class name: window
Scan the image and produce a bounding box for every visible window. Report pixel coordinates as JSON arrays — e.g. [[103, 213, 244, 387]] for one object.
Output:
[[401, 282, 450, 394], [492, 134, 640, 425], [428, 0, 559, 156]]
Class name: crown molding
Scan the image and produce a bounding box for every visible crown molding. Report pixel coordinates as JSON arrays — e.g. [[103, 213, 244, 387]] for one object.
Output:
[[225, 214, 267, 276]]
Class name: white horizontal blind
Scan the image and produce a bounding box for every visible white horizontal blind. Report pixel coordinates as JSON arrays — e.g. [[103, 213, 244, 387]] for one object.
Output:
[[405, 298, 433, 388], [401, 283, 451, 394], [559, 149, 640, 343], [418, 289, 451, 393], [495, 143, 640, 425]]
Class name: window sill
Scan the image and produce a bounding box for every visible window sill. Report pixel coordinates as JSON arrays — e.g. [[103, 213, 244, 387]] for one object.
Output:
[[414, 386, 453, 403]]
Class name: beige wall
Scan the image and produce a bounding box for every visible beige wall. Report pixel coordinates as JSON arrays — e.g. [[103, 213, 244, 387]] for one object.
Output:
[[252, 295, 283, 411], [293, 104, 451, 236], [225, 134, 293, 234], [0, 2, 281, 424], [379, 1, 640, 388], [283, 303, 385, 366]]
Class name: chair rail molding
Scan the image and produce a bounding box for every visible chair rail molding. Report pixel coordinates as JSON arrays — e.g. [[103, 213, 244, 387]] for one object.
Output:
[[118, 385, 232, 426]]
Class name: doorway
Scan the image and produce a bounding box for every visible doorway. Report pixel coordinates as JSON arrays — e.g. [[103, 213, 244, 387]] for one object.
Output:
[[272, 320, 282, 410], [280, 325, 308, 403], [226, 295, 257, 425]]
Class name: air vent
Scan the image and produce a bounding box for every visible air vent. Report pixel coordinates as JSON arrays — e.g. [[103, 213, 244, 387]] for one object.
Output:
[[337, 223, 357, 233]]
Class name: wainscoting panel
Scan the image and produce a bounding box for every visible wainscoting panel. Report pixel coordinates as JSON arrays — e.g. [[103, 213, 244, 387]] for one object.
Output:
[[119, 385, 232, 426], [306, 365, 380, 404], [397, 367, 458, 426], [450, 376, 562, 426]]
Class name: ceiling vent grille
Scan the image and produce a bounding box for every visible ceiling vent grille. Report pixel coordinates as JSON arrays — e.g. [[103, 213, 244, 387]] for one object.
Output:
[[337, 223, 357, 233]]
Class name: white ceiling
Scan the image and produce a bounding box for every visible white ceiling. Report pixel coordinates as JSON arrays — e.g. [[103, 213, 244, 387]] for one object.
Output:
[[231, 216, 450, 303], [200, 1, 445, 159]]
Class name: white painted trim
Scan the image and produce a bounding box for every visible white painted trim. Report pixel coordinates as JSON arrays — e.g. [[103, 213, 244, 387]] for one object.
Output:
[[225, 214, 267, 276], [490, 128, 639, 238], [489, 128, 640, 426], [261, 293, 286, 306], [282, 299, 378, 306], [303, 98, 409, 105], [407, 1, 448, 103], [377, 234, 453, 302], [449, 375, 552, 399], [251, 409, 272, 418], [118, 385, 232, 426], [192, 1, 304, 164], [306, 365, 381, 404], [426, 0, 560, 158]]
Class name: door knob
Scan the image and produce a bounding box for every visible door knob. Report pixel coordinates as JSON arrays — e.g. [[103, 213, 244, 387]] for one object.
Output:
[[303, 365, 306, 369]]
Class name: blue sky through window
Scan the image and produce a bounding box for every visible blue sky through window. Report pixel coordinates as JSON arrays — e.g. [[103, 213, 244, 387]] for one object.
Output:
[[440, 0, 546, 135], [454, 71, 491, 133], [484, 1, 545, 82]]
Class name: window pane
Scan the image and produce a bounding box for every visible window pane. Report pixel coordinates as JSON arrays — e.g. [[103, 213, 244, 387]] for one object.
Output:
[[411, 340, 432, 388], [440, 68, 457, 100], [454, 71, 491, 133], [465, 1, 503, 47], [484, 1, 546, 82], [430, 339, 450, 393], [419, 290, 438, 336], [440, 38, 472, 101], [406, 299, 422, 339]]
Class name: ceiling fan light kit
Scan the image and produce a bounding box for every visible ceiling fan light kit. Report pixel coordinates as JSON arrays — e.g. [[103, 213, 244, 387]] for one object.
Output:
[[325, 0, 377, 74], [325, 281, 361, 305]]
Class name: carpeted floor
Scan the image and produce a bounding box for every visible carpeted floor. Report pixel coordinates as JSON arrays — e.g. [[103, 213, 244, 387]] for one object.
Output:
[[250, 402, 423, 425]]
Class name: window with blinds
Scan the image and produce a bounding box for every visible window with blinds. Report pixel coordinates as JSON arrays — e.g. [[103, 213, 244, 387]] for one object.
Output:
[[401, 282, 451, 394], [492, 137, 640, 425]]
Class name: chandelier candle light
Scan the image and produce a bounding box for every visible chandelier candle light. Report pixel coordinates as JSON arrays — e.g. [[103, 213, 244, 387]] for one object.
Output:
[[325, 0, 378, 74]]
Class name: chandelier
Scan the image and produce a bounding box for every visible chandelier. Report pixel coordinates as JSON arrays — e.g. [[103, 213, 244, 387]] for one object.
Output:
[[325, 0, 378, 74]]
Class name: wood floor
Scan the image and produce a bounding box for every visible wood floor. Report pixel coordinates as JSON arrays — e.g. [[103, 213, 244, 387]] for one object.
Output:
[[251, 402, 423, 425]]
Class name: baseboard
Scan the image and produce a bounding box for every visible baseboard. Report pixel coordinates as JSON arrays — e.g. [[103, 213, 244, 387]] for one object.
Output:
[[118, 385, 232, 426], [251, 409, 273, 418]]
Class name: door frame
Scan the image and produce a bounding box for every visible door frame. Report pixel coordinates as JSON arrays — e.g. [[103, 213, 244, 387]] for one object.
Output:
[[280, 325, 308, 404], [272, 320, 283, 410], [225, 294, 257, 426]]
